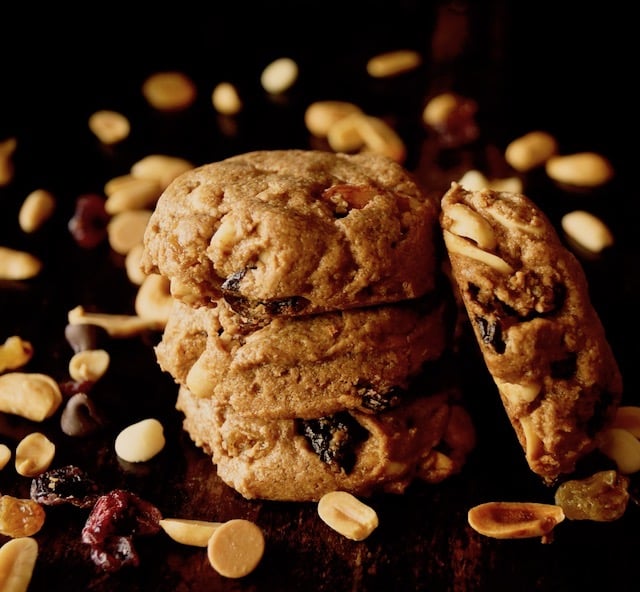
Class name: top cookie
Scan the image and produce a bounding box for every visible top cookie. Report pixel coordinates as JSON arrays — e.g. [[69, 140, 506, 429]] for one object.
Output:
[[440, 182, 623, 483], [142, 150, 439, 319]]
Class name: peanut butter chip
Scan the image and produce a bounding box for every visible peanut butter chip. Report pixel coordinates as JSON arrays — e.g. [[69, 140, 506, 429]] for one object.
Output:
[[207, 519, 265, 578]]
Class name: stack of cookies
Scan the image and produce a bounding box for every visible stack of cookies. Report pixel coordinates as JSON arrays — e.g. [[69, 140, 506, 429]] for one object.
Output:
[[141, 150, 475, 501]]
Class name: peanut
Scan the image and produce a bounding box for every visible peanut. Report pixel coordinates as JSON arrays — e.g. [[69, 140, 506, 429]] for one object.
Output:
[[107, 209, 152, 255], [505, 131, 558, 172], [443, 230, 514, 274], [0, 537, 38, 592], [115, 418, 166, 463], [545, 152, 614, 187], [611, 406, 640, 438], [468, 501, 565, 539], [130, 154, 194, 191], [326, 112, 366, 153], [354, 115, 406, 163], [134, 273, 173, 325], [159, 518, 222, 547], [124, 243, 147, 285], [0, 444, 11, 470], [88, 109, 131, 145], [0, 247, 42, 280], [561, 210, 614, 254], [207, 519, 265, 578], [68, 349, 110, 382], [15, 432, 55, 477], [142, 71, 197, 111], [18, 189, 56, 233], [443, 202, 496, 250], [598, 428, 640, 474], [304, 101, 362, 138], [0, 336, 33, 373], [366, 49, 422, 78], [317, 491, 379, 541], [67, 305, 164, 337], [104, 176, 162, 215], [260, 57, 298, 95], [211, 82, 243, 116], [0, 372, 62, 421]]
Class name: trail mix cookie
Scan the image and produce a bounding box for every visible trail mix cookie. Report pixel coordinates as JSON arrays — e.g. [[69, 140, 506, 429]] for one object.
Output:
[[439, 182, 623, 483], [156, 295, 451, 419], [176, 386, 474, 501], [142, 150, 439, 320]]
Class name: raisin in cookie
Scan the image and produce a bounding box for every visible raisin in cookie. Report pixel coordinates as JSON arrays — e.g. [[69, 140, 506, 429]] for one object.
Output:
[[142, 150, 439, 320], [156, 295, 450, 419], [440, 182, 623, 483], [176, 386, 474, 501]]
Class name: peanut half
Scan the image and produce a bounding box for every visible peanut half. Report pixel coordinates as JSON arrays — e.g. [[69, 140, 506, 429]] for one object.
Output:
[[317, 491, 379, 541], [159, 518, 222, 547], [468, 501, 565, 539], [0, 372, 62, 421], [0, 537, 38, 592]]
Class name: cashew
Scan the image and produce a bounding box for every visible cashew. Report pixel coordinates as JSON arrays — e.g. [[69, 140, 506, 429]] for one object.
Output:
[[0, 372, 62, 421]]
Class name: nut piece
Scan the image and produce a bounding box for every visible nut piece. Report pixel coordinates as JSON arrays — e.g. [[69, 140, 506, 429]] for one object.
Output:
[[88, 110, 131, 145], [354, 115, 407, 163], [545, 152, 614, 187], [505, 131, 558, 172], [444, 202, 496, 250], [0, 247, 42, 280], [207, 519, 265, 578], [0, 445, 11, 470], [598, 428, 640, 474], [212, 82, 243, 116], [260, 57, 298, 94], [443, 230, 514, 274], [317, 491, 379, 541], [130, 154, 194, 190], [0, 336, 34, 372], [467, 501, 565, 539], [107, 209, 153, 255], [304, 101, 362, 138], [15, 432, 55, 477], [142, 71, 197, 111], [0, 372, 62, 421], [159, 518, 222, 547], [327, 112, 366, 153], [104, 176, 162, 215], [561, 210, 614, 254], [495, 380, 541, 405], [67, 305, 164, 337], [134, 273, 173, 325], [366, 49, 422, 78], [115, 418, 166, 463], [18, 189, 56, 233], [0, 537, 38, 592], [68, 349, 110, 382]]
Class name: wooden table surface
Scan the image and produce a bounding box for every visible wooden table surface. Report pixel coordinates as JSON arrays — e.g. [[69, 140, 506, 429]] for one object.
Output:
[[0, 3, 636, 590]]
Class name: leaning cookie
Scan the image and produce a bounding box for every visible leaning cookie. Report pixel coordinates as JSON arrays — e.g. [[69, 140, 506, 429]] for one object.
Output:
[[142, 150, 439, 320], [440, 182, 623, 483], [176, 386, 474, 501], [156, 295, 450, 419]]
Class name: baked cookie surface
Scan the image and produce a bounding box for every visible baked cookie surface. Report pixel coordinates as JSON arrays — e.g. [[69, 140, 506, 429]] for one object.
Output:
[[156, 295, 450, 419], [176, 386, 474, 501], [142, 150, 439, 319], [440, 182, 623, 483]]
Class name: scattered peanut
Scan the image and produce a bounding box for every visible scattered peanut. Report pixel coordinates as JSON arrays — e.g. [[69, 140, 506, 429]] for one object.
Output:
[[0, 444, 11, 470], [611, 406, 640, 438], [0, 336, 33, 373], [134, 273, 173, 325], [124, 243, 147, 285], [67, 305, 164, 337], [0, 247, 42, 280], [212, 82, 243, 116], [504, 131, 558, 172], [0, 537, 38, 592], [104, 176, 162, 215], [207, 519, 265, 578], [142, 71, 197, 111], [159, 518, 222, 547], [129, 154, 194, 191], [0, 372, 62, 421], [422, 92, 461, 127], [260, 57, 298, 94], [115, 418, 166, 463], [15, 432, 55, 477], [353, 115, 407, 163], [106, 209, 153, 255], [598, 428, 640, 474], [88, 109, 131, 145], [326, 112, 366, 153], [304, 101, 362, 138], [545, 152, 614, 187], [317, 491, 379, 541], [561, 210, 614, 254], [366, 49, 422, 78], [18, 189, 56, 233], [0, 137, 17, 187], [68, 349, 110, 382], [467, 501, 565, 539]]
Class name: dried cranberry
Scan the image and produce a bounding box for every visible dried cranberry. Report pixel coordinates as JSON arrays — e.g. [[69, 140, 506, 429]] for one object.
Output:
[[68, 193, 110, 249], [89, 535, 139, 572]]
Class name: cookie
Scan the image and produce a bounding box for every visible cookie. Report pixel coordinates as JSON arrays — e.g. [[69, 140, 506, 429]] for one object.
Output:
[[156, 295, 451, 419], [175, 385, 474, 501], [142, 150, 439, 320], [439, 182, 623, 483]]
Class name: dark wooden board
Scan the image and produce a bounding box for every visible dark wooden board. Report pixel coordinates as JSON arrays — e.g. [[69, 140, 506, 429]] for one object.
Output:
[[0, 3, 636, 590]]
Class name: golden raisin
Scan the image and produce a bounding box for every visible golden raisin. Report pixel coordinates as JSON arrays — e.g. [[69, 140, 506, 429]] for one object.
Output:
[[0, 495, 46, 537]]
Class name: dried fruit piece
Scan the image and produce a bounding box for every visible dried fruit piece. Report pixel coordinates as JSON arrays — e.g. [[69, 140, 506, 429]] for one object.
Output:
[[68, 194, 110, 249], [31, 465, 100, 508], [317, 491, 379, 541], [0, 537, 38, 592], [467, 501, 565, 539], [554, 470, 629, 521], [0, 495, 46, 537], [207, 519, 265, 578]]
